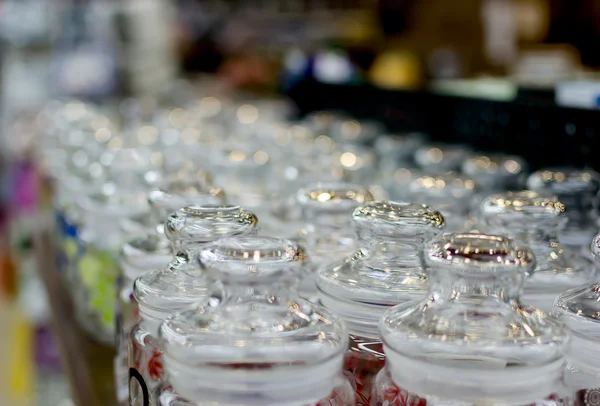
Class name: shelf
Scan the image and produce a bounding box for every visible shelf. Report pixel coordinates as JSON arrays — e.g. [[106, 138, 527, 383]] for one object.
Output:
[[286, 80, 600, 171], [34, 227, 117, 406]]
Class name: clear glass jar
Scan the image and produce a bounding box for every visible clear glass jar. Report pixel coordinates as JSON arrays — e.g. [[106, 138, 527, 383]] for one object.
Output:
[[414, 144, 471, 173], [481, 191, 598, 312], [374, 133, 425, 196], [552, 232, 600, 405], [317, 201, 445, 406], [295, 183, 375, 301], [461, 153, 526, 194], [158, 236, 355, 406], [115, 174, 226, 404], [527, 168, 600, 251], [409, 172, 477, 233], [373, 233, 569, 406], [70, 188, 148, 345], [332, 144, 377, 185], [129, 205, 258, 406]]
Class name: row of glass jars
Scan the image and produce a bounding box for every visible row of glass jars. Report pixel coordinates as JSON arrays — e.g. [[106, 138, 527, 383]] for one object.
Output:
[[34, 99, 600, 406], [122, 195, 599, 406]]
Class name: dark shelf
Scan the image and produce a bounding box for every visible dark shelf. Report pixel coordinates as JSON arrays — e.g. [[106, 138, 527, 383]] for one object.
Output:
[[286, 81, 600, 171]]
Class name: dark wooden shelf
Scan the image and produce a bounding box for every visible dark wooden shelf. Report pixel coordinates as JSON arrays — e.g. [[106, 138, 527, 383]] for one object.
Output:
[[34, 228, 117, 406]]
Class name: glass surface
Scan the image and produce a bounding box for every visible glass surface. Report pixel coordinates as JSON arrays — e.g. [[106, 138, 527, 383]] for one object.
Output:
[[129, 205, 258, 406], [414, 144, 471, 173], [295, 182, 375, 300], [552, 232, 600, 404], [527, 168, 600, 250], [461, 153, 526, 193], [318, 201, 445, 406], [160, 236, 354, 406], [409, 172, 477, 233], [375, 233, 568, 406], [481, 191, 598, 312]]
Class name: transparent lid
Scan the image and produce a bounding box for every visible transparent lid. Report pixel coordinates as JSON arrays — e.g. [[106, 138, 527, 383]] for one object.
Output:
[[481, 191, 597, 295], [527, 167, 600, 235], [552, 232, 600, 361], [381, 233, 568, 402], [296, 182, 374, 218], [160, 236, 346, 405], [374, 132, 426, 160], [134, 205, 258, 325], [409, 172, 477, 208], [195, 236, 308, 285], [414, 143, 471, 171], [480, 190, 567, 234], [120, 233, 172, 281], [148, 174, 226, 229], [317, 202, 445, 336], [331, 118, 383, 144], [164, 205, 258, 247], [461, 153, 526, 191], [296, 182, 375, 262]]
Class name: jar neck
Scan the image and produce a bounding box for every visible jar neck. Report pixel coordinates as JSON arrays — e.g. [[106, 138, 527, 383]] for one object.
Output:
[[427, 268, 524, 305], [358, 235, 425, 266]]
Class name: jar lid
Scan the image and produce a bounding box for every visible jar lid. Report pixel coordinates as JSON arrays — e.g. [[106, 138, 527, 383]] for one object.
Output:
[[195, 236, 308, 284], [374, 132, 426, 158], [409, 172, 477, 217], [527, 167, 600, 194], [296, 182, 374, 215], [331, 118, 383, 144], [481, 191, 596, 290], [332, 144, 376, 173], [381, 233, 567, 402], [481, 190, 567, 232], [317, 202, 444, 336], [160, 237, 346, 405], [164, 205, 258, 246], [120, 233, 172, 281], [414, 143, 471, 171], [462, 153, 525, 176], [134, 205, 258, 323], [148, 176, 226, 218]]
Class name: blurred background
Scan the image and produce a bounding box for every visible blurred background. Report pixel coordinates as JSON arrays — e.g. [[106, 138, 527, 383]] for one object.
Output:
[[1, 0, 600, 405]]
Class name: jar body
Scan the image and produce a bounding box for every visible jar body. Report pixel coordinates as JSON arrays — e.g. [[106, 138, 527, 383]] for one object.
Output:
[[344, 334, 386, 406], [115, 276, 139, 404], [129, 323, 163, 406], [565, 362, 600, 406], [70, 237, 119, 345], [156, 373, 356, 406], [372, 366, 567, 406]]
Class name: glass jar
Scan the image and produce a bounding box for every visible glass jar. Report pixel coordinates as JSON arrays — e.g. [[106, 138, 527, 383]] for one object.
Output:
[[461, 153, 526, 194], [158, 236, 355, 406], [552, 232, 600, 405], [527, 168, 600, 252], [295, 183, 375, 301], [317, 201, 445, 406], [414, 144, 471, 173], [481, 191, 598, 312], [70, 188, 148, 345], [373, 233, 569, 406], [115, 176, 226, 404], [374, 133, 425, 197], [332, 144, 377, 185], [129, 205, 258, 406], [374, 133, 425, 176], [409, 172, 477, 233]]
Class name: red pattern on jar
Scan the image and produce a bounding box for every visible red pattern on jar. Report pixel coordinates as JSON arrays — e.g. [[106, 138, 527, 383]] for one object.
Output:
[[344, 335, 387, 406]]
